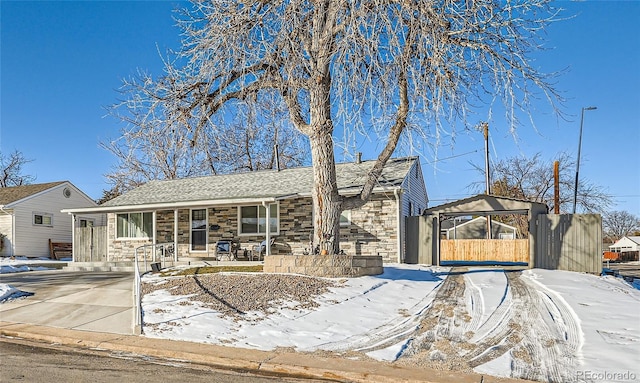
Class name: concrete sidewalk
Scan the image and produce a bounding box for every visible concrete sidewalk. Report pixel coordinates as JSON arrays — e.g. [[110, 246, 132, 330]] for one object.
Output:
[[0, 270, 134, 335], [0, 322, 527, 383]]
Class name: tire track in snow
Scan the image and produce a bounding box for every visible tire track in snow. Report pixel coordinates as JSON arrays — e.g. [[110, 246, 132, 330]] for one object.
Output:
[[399, 268, 474, 370], [464, 271, 519, 367], [393, 269, 582, 382], [504, 272, 581, 383], [313, 276, 444, 355]]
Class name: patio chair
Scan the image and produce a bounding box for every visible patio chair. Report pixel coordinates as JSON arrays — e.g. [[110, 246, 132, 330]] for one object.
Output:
[[251, 238, 275, 260], [215, 241, 234, 261]]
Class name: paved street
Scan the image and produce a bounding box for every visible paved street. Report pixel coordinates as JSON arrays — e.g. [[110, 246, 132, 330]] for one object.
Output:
[[0, 337, 326, 383], [0, 271, 134, 334]]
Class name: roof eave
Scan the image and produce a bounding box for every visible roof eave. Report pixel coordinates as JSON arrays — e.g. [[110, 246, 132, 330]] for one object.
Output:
[[62, 196, 280, 214]]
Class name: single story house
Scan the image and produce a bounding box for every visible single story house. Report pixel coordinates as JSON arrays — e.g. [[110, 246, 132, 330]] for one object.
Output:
[[609, 236, 640, 253], [442, 216, 518, 240], [63, 157, 428, 263], [0, 181, 103, 258]]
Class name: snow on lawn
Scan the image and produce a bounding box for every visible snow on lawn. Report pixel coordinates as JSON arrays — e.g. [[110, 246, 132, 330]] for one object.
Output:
[[142, 264, 445, 353], [521, 269, 640, 382], [0, 256, 63, 274], [142, 265, 640, 383]]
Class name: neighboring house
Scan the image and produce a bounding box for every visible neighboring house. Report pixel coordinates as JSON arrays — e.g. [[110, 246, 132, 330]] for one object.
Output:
[[0, 181, 103, 258], [62, 157, 428, 263], [442, 216, 518, 240], [609, 236, 640, 252]]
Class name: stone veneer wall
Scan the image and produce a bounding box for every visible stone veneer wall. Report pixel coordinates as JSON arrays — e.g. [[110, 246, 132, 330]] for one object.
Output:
[[107, 213, 152, 261], [106, 194, 399, 263], [263, 254, 383, 277], [340, 195, 399, 262]]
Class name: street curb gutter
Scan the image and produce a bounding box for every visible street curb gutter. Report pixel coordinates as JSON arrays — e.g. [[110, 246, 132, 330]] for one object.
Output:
[[0, 322, 525, 383]]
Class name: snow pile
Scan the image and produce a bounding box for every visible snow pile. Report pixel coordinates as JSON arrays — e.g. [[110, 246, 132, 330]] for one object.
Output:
[[0, 284, 33, 302]]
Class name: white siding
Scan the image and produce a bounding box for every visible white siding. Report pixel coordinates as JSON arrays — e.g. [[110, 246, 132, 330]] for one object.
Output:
[[401, 161, 429, 216], [0, 211, 14, 257], [399, 161, 429, 262], [10, 182, 100, 257], [609, 236, 640, 252]]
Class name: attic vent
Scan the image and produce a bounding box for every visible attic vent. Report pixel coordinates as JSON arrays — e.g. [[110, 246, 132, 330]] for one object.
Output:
[[63, 187, 72, 198]]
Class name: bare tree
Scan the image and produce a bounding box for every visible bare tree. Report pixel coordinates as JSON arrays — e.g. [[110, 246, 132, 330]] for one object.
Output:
[[472, 152, 613, 236], [114, 0, 562, 253], [603, 210, 640, 243], [104, 91, 308, 198], [0, 150, 35, 187]]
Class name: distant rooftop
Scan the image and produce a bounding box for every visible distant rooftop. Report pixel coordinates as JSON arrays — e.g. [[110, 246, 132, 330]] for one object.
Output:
[[0, 181, 66, 206]]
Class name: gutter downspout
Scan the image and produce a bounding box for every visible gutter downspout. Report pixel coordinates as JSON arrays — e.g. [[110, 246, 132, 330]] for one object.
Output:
[[0, 206, 14, 257], [394, 189, 402, 263], [261, 201, 271, 257]]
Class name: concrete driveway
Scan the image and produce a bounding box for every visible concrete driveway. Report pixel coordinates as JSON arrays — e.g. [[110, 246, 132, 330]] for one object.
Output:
[[0, 270, 134, 335]]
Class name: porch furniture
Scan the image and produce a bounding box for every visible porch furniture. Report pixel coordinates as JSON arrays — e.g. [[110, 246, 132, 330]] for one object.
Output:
[[234, 248, 251, 261], [215, 241, 234, 261], [49, 239, 72, 260], [251, 238, 275, 261]]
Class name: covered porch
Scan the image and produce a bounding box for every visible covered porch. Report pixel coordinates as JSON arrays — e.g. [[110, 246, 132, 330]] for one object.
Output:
[[63, 196, 286, 266]]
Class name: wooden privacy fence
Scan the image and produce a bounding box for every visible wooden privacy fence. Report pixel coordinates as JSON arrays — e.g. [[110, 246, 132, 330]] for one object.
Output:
[[440, 239, 530, 263], [74, 226, 107, 262]]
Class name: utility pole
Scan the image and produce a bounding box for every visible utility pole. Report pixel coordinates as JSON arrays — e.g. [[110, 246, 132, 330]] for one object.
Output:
[[554, 160, 560, 214], [484, 122, 491, 195], [483, 122, 492, 239]]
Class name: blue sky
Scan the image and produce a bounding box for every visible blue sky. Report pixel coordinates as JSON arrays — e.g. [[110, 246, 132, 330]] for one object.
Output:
[[1, 1, 639, 216]]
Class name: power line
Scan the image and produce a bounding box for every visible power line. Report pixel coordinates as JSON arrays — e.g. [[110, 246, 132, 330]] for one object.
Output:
[[420, 150, 479, 165]]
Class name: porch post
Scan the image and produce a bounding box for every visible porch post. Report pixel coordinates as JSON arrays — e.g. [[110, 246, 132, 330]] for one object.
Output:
[[152, 211, 157, 262], [262, 201, 270, 257], [436, 213, 441, 267], [174, 209, 178, 262], [71, 213, 76, 262]]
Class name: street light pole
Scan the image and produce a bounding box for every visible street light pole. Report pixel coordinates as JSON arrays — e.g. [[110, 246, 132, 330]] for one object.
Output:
[[573, 106, 597, 214]]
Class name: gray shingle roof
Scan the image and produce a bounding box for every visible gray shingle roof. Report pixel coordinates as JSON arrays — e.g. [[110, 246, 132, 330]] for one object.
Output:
[[102, 157, 417, 208], [0, 181, 66, 206]]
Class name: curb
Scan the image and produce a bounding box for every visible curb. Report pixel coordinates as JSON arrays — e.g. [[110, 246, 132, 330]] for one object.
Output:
[[0, 322, 526, 383]]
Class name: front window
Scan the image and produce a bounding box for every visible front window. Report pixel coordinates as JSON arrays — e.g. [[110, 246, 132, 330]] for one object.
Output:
[[239, 204, 278, 235], [116, 212, 152, 239]]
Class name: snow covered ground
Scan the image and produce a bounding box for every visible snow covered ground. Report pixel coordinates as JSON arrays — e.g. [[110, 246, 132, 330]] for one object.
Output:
[[0, 256, 62, 275], [1, 259, 638, 382], [140, 265, 640, 383]]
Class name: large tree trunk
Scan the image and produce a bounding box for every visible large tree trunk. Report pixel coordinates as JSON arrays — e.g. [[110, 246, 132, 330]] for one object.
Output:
[[309, 131, 341, 254], [307, 2, 342, 254]]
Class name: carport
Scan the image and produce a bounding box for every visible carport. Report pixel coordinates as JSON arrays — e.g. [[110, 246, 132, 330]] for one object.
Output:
[[405, 194, 548, 267]]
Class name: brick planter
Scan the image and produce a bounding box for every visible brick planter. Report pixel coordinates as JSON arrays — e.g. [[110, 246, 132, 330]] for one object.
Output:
[[263, 254, 383, 277]]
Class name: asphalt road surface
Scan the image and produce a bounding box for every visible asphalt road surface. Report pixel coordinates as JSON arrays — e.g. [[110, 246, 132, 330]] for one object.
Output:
[[0, 337, 330, 383]]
